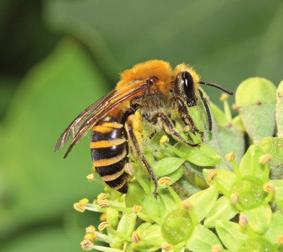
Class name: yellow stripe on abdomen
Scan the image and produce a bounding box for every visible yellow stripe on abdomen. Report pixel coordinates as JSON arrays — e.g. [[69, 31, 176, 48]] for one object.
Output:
[[90, 138, 126, 148], [93, 149, 127, 167]]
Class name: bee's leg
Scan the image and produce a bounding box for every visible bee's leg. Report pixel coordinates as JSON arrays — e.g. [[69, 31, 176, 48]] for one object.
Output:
[[125, 119, 158, 197], [172, 96, 203, 136], [199, 90, 212, 131], [152, 112, 199, 147]]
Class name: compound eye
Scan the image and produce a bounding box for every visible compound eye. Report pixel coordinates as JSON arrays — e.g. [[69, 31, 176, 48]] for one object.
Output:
[[181, 71, 194, 98]]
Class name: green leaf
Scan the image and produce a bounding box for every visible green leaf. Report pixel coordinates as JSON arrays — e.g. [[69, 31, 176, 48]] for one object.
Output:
[[132, 224, 164, 251], [258, 137, 283, 179], [153, 157, 185, 177], [236, 77, 276, 107], [0, 228, 81, 252], [208, 169, 236, 195], [111, 213, 137, 248], [161, 209, 194, 245], [204, 196, 237, 228], [216, 124, 245, 164], [236, 77, 276, 143], [185, 186, 218, 222], [264, 211, 283, 244], [0, 39, 108, 230], [276, 81, 283, 137], [210, 103, 229, 127], [187, 224, 222, 252], [172, 143, 221, 167], [239, 145, 269, 182], [215, 221, 247, 251], [243, 204, 272, 234], [270, 180, 283, 210]]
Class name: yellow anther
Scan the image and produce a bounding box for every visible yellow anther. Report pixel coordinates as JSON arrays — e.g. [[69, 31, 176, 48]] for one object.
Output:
[[259, 154, 273, 165], [86, 173, 95, 182], [230, 192, 239, 205], [100, 213, 107, 222], [158, 177, 173, 186], [239, 214, 248, 227], [232, 103, 239, 110], [211, 244, 222, 252], [278, 235, 283, 244], [73, 198, 89, 213], [161, 243, 173, 250], [183, 125, 192, 133], [263, 182, 274, 194], [182, 200, 192, 210], [84, 233, 96, 241], [97, 199, 110, 208], [80, 239, 94, 251], [131, 231, 141, 243], [97, 193, 108, 201], [160, 135, 169, 145], [85, 225, 96, 234], [98, 221, 110, 231], [225, 152, 235, 162], [220, 93, 229, 102], [132, 205, 142, 214], [207, 170, 217, 183]]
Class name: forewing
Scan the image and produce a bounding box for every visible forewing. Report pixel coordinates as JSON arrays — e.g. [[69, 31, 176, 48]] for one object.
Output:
[[55, 79, 151, 158], [54, 89, 116, 151]]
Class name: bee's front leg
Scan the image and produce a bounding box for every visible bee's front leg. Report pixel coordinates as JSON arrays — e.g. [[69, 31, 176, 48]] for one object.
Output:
[[151, 112, 199, 147], [198, 90, 212, 131], [125, 117, 158, 197], [171, 96, 204, 137]]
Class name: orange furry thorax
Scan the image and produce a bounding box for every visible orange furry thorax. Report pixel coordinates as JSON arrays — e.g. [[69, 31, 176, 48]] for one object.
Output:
[[116, 60, 200, 96]]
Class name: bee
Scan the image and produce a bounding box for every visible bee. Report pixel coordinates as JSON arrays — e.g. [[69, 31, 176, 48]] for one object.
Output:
[[55, 60, 232, 194]]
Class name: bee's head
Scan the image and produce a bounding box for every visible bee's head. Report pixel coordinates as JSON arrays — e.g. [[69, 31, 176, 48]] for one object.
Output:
[[174, 64, 200, 106], [174, 64, 233, 105]]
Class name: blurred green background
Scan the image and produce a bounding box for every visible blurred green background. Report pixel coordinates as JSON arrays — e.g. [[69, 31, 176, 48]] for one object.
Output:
[[0, 0, 282, 251]]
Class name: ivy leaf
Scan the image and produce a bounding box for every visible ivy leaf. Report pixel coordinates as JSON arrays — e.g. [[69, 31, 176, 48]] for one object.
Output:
[[0, 40, 108, 231], [236, 77, 276, 143]]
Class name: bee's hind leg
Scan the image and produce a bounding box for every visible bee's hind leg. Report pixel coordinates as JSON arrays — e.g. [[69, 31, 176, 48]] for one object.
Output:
[[152, 112, 199, 147], [125, 119, 158, 197]]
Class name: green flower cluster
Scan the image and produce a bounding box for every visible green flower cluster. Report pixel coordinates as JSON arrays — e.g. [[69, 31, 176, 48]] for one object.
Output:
[[75, 78, 283, 252]]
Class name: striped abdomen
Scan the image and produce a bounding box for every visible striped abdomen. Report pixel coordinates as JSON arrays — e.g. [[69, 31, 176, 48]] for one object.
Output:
[[90, 119, 128, 193]]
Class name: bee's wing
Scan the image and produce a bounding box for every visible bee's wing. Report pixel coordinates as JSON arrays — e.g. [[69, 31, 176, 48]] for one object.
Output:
[[54, 89, 116, 151], [55, 80, 151, 158]]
